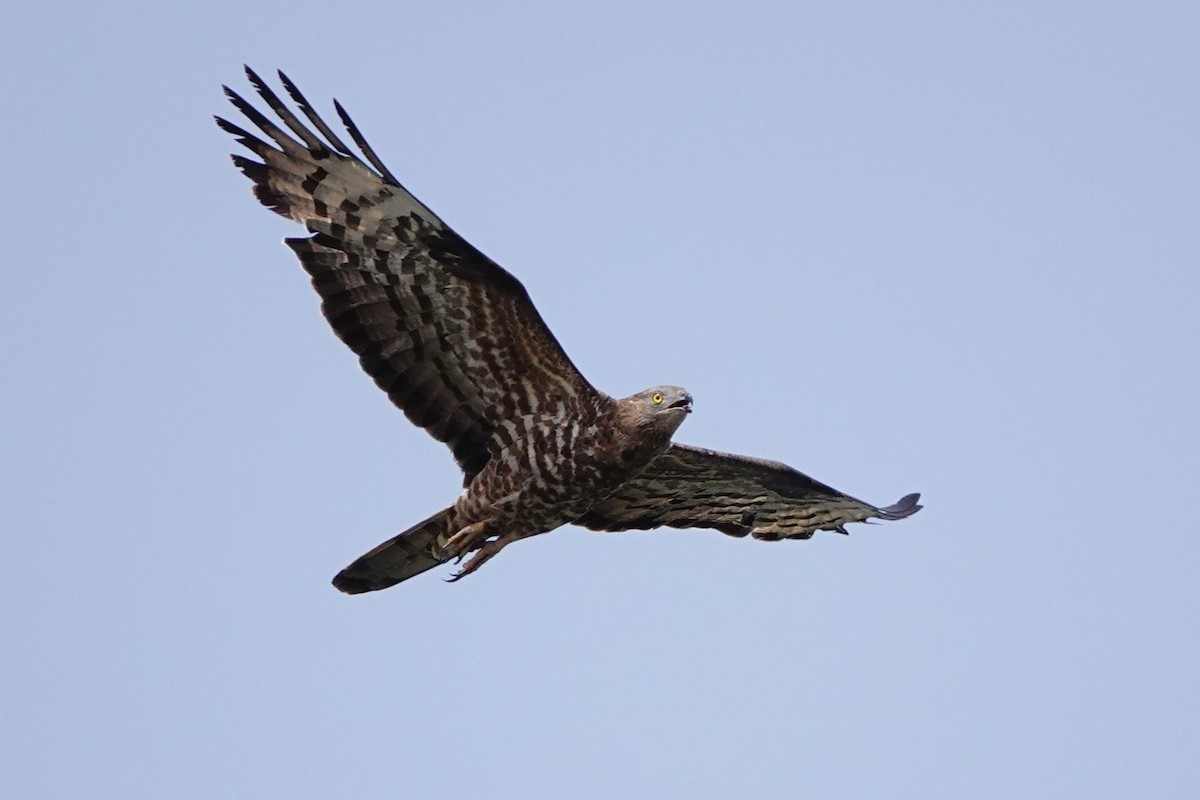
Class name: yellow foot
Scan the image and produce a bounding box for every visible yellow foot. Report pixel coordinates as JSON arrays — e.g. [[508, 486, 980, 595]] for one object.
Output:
[[433, 521, 488, 561], [446, 533, 521, 582]]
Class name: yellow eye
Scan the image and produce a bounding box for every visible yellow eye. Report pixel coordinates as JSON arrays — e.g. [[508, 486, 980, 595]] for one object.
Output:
[[651, 392, 664, 405]]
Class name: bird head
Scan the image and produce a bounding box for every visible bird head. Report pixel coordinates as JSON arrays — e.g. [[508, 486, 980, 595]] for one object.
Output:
[[627, 385, 693, 434]]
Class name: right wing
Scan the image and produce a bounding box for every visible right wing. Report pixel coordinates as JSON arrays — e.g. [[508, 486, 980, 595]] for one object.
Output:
[[217, 67, 599, 483]]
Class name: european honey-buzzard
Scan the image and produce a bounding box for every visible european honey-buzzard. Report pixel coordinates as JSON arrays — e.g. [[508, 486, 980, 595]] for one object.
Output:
[[217, 68, 922, 593]]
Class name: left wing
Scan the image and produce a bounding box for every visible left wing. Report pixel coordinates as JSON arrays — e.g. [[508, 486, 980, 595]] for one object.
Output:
[[575, 443, 921, 540]]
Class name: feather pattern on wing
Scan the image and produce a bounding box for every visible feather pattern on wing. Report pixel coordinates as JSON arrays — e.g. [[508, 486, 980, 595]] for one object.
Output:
[[576, 443, 922, 540], [216, 67, 598, 483]]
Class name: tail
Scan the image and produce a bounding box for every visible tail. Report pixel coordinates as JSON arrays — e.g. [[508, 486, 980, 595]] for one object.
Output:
[[332, 509, 454, 594]]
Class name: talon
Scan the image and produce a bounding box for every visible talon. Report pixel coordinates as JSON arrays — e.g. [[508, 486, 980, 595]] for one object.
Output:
[[439, 521, 489, 562], [442, 532, 523, 581], [449, 551, 488, 581]]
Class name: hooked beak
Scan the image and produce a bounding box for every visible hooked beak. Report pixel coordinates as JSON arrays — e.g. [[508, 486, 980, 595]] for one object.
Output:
[[667, 396, 693, 414]]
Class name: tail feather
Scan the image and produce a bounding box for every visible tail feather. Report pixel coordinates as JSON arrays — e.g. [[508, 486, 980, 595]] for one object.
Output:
[[332, 509, 453, 594]]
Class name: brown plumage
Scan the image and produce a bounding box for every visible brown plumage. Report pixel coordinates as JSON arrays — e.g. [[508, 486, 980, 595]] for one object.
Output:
[[217, 67, 922, 593]]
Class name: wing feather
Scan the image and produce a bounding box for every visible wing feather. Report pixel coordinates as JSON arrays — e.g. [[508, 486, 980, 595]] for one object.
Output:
[[276, 70, 358, 156], [218, 68, 599, 483], [576, 443, 921, 540]]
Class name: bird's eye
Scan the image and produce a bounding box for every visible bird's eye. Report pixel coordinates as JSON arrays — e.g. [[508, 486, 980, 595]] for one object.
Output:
[[651, 392, 664, 405]]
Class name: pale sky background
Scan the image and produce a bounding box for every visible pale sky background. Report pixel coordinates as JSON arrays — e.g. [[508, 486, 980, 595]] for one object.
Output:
[[3, 2, 1198, 798]]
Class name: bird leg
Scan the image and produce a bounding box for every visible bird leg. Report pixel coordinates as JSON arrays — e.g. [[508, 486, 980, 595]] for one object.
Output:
[[446, 532, 522, 582], [434, 521, 489, 561]]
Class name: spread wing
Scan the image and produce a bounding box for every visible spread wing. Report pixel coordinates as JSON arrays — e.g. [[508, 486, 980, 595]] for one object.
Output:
[[217, 67, 598, 483], [576, 443, 922, 539]]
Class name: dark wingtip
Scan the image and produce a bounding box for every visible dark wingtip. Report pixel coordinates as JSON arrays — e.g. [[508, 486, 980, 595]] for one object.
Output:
[[278, 69, 304, 104], [214, 113, 243, 132], [333, 99, 352, 127], [876, 492, 923, 520], [244, 64, 266, 88]]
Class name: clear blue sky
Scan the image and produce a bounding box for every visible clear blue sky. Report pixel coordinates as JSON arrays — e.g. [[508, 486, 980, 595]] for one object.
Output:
[[4, 2, 1198, 797]]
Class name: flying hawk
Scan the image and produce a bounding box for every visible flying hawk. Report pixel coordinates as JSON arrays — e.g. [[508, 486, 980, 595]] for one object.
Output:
[[217, 67, 922, 593]]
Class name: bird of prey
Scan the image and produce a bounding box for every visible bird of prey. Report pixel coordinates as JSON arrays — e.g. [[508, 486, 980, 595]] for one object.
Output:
[[217, 67, 922, 594]]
